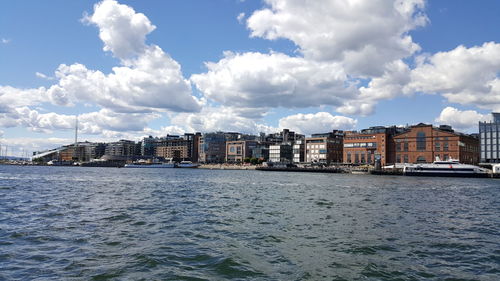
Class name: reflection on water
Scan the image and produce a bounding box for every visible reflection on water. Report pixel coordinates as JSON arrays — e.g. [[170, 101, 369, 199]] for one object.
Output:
[[0, 165, 498, 280]]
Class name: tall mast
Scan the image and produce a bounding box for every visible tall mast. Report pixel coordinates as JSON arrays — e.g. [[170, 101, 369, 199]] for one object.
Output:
[[74, 115, 79, 162]]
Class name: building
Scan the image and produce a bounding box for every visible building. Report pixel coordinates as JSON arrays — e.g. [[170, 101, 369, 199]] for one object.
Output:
[[343, 126, 403, 166], [141, 136, 157, 156], [225, 140, 258, 163], [198, 132, 240, 163], [269, 144, 293, 163], [305, 130, 343, 164], [252, 144, 269, 161], [479, 112, 500, 163], [293, 139, 305, 163], [155, 133, 201, 162], [392, 124, 479, 164], [260, 129, 304, 144], [105, 140, 137, 158]]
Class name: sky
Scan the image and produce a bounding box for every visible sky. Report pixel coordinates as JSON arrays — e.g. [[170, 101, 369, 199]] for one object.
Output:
[[1, 0, 499, 156]]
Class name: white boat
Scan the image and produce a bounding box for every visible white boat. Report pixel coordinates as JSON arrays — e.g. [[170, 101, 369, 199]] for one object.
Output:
[[403, 158, 490, 178], [124, 159, 175, 168], [124, 162, 175, 168], [176, 161, 199, 168]]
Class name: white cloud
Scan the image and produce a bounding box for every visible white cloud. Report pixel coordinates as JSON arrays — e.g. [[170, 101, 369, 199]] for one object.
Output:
[[247, 0, 427, 76], [84, 0, 156, 59], [171, 106, 276, 134], [278, 112, 357, 135], [1, 38, 11, 44], [0, 86, 48, 112], [435, 107, 489, 131], [406, 42, 500, 111], [35, 72, 54, 80], [0, 137, 72, 157], [1, 106, 160, 135], [1, 0, 200, 119], [237, 12, 245, 24], [191, 51, 357, 109], [0, 129, 3, 137], [44, 45, 200, 113]]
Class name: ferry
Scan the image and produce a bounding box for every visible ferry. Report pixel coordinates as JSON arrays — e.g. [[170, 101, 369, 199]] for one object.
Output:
[[403, 158, 490, 178], [176, 161, 199, 168]]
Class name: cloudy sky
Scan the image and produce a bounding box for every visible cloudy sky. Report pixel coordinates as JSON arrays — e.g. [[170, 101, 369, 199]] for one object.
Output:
[[1, 0, 499, 156]]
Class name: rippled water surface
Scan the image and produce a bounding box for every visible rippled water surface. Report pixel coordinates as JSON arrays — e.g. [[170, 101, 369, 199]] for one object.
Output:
[[0, 165, 499, 280]]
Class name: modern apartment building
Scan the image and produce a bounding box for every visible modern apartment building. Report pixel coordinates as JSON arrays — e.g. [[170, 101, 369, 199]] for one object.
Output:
[[225, 140, 258, 163], [269, 144, 293, 163], [155, 133, 201, 162], [305, 130, 343, 164], [105, 140, 137, 157], [479, 112, 500, 163], [392, 124, 479, 164], [198, 132, 241, 163], [293, 139, 305, 163]]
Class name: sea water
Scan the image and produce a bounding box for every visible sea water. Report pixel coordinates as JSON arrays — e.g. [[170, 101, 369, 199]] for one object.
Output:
[[0, 165, 498, 280]]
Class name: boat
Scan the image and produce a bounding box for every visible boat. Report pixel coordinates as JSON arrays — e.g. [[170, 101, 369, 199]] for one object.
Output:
[[176, 161, 199, 168], [124, 158, 175, 168], [403, 158, 490, 178]]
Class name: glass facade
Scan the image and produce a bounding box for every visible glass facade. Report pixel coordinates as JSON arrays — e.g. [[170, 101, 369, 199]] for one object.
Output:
[[479, 113, 500, 163]]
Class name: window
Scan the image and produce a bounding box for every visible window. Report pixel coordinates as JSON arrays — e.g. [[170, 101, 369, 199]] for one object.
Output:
[[347, 152, 351, 163], [396, 154, 401, 163], [435, 142, 440, 151], [361, 153, 365, 163], [417, 132, 426, 151], [403, 154, 408, 163], [443, 142, 449, 152], [404, 142, 408, 152], [416, 156, 426, 163]]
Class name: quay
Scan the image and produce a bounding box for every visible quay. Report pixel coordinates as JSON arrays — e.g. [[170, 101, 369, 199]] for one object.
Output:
[[256, 166, 345, 173]]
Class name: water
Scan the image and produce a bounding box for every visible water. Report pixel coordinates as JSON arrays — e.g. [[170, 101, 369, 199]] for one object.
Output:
[[0, 166, 498, 280]]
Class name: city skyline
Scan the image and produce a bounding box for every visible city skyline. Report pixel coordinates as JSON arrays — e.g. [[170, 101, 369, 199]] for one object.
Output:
[[1, 0, 500, 156]]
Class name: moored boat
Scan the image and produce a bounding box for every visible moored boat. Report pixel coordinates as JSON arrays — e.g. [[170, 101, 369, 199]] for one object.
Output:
[[176, 161, 199, 168], [403, 159, 490, 178], [124, 158, 175, 168]]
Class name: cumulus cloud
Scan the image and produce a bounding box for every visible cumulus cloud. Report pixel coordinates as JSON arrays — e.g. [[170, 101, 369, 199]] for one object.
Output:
[[1, 106, 160, 135], [192, 0, 430, 117], [406, 42, 500, 111], [435, 107, 490, 131], [191, 51, 357, 109], [1, 38, 11, 44], [171, 106, 276, 134], [83, 0, 156, 59], [247, 0, 427, 76], [278, 112, 357, 135], [0, 86, 48, 112], [0, 0, 200, 135], [44, 45, 200, 113]]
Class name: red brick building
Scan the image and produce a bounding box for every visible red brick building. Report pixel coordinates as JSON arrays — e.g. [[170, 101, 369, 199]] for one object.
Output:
[[342, 126, 403, 166], [343, 131, 389, 166], [392, 124, 480, 164]]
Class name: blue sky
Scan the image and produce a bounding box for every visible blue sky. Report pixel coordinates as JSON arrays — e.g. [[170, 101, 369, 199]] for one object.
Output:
[[1, 0, 499, 156]]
